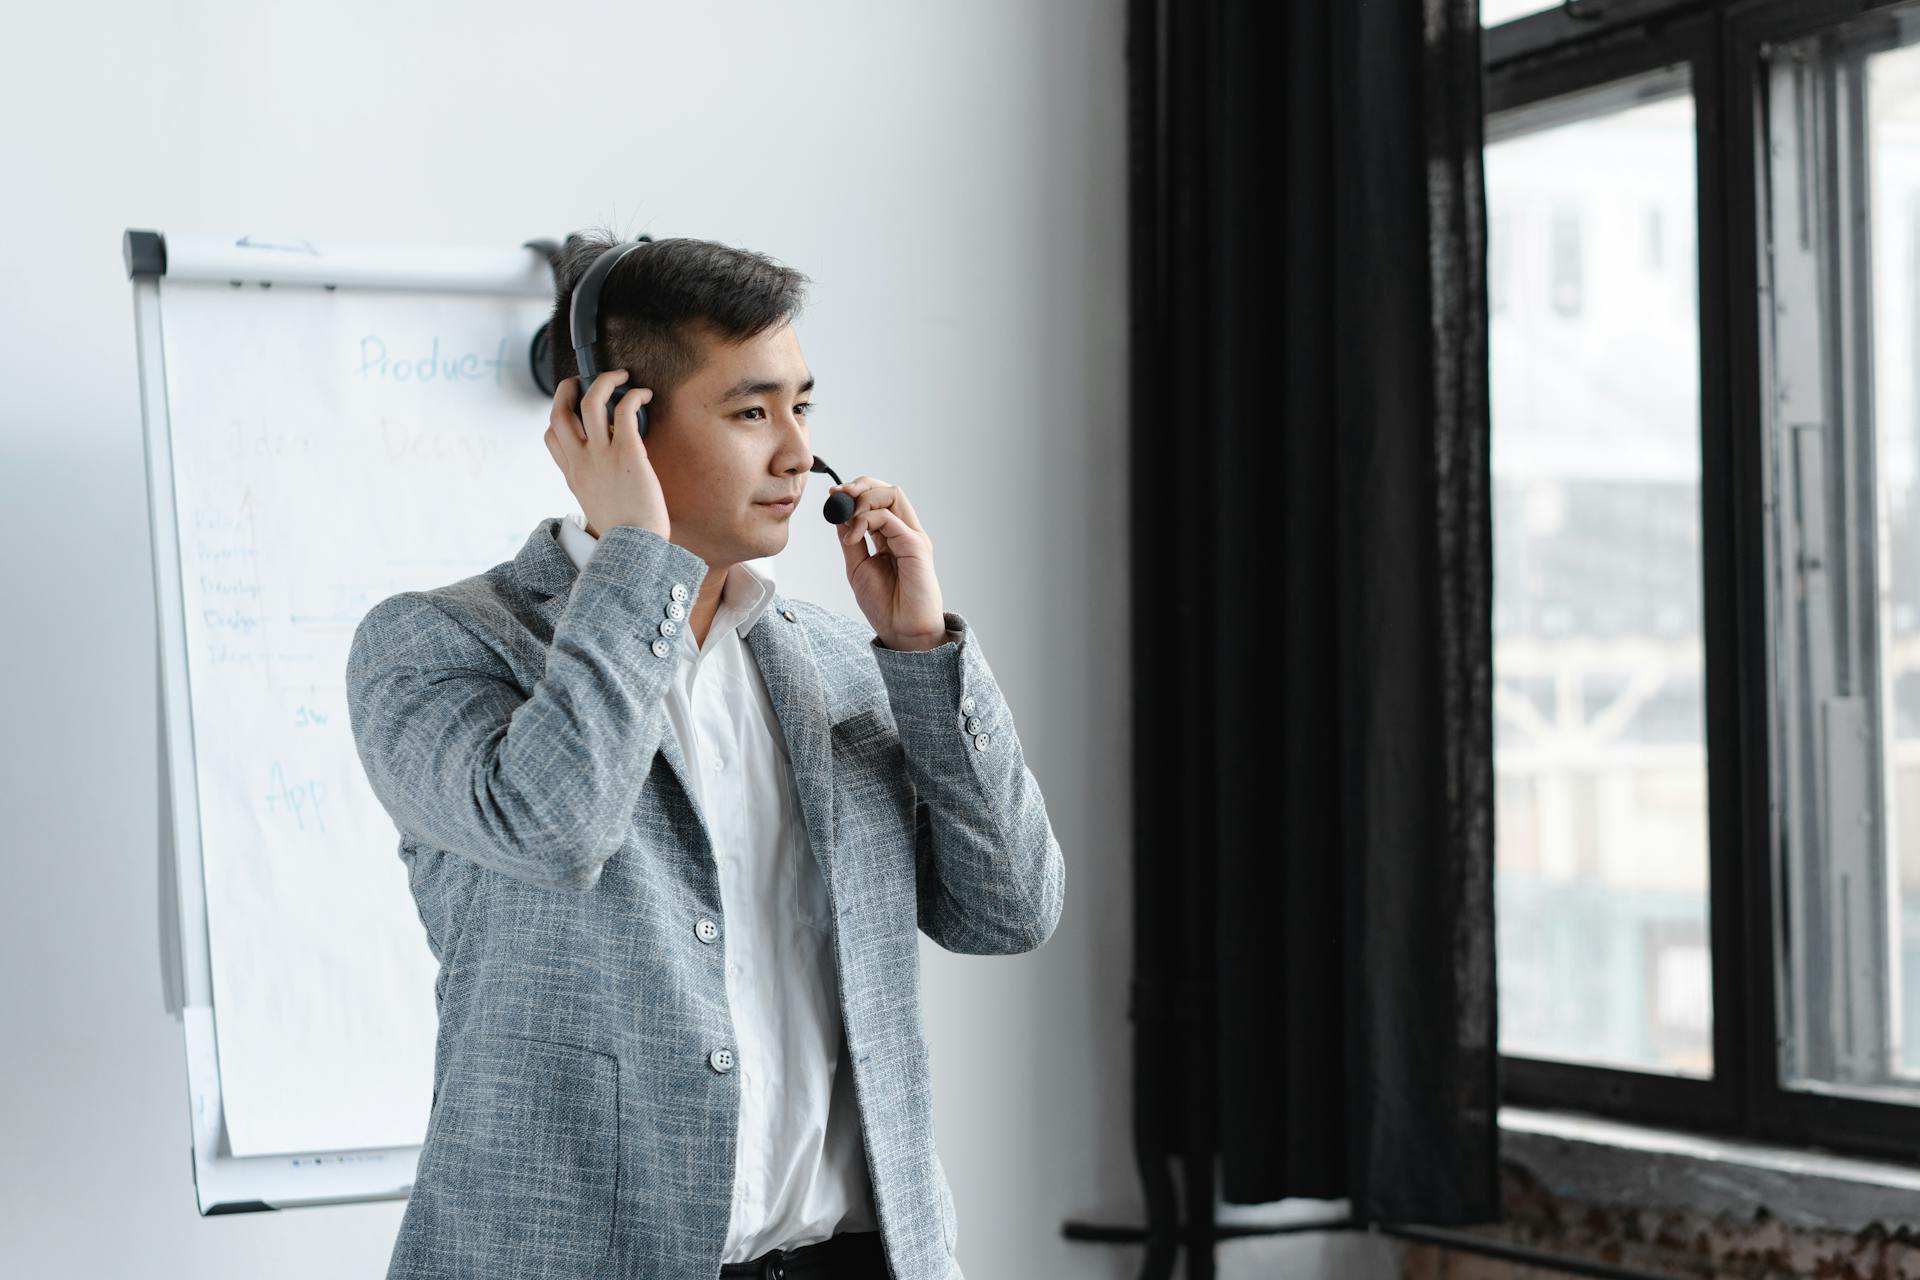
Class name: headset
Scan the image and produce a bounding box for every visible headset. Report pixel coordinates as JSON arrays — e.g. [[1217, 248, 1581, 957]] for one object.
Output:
[[534, 236, 855, 525]]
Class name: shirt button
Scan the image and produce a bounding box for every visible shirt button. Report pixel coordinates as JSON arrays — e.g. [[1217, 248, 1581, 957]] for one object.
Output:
[[651, 638, 672, 659], [709, 1047, 735, 1073], [712, 756, 725, 771], [671, 583, 689, 602]]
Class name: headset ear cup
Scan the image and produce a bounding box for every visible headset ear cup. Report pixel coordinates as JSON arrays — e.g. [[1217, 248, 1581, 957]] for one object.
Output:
[[529, 324, 555, 397]]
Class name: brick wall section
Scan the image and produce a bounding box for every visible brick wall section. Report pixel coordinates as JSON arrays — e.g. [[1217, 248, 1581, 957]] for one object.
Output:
[[1394, 1162, 1920, 1279]]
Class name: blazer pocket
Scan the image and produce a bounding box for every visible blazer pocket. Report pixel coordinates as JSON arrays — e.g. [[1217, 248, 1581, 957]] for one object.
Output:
[[829, 708, 909, 786], [418, 1033, 620, 1269], [828, 708, 918, 912], [829, 706, 894, 751], [829, 710, 914, 832]]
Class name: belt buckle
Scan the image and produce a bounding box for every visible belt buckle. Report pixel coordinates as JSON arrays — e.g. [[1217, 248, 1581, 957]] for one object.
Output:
[[764, 1247, 786, 1280]]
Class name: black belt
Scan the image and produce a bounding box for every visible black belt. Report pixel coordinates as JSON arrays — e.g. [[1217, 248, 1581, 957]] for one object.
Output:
[[717, 1228, 887, 1279]]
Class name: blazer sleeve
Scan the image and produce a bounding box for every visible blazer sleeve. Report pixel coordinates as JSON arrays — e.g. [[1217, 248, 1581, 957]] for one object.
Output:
[[871, 612, 1065, 954], [344, 524, 710, 892]]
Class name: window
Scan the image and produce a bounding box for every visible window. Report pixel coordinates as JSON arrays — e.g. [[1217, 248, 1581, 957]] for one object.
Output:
[[1487, 0, 1920, 1160], [1761, 6, 1920, 1104], [1488, 75, 1709, 1077]]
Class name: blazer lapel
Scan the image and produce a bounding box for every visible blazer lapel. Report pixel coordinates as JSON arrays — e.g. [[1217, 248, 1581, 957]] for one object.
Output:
[[507, 517, 710, 850], [746, 599, 837, 884]]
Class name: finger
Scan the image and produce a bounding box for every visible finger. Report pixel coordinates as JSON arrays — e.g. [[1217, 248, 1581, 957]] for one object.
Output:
[[842, 507, 926, 558], [610, 385, 654, 449], [831, 478, 902, 526], [837, 509, 873, 575], [581, 369, 629, 447], [849, 483, 896, 522], [829, 476, 881, 505], [550, 377, 586, 446], [545, 405, 579, 459], [838, 505, 874, 545], [871, 509, 928, 559], [543, 422, 567, 467], [843, 481, 925, 536], [888, 485, 922, 533], [582, 369, 628, 447]]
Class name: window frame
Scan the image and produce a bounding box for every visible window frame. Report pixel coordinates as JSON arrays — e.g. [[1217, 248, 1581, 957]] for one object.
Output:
[[1488, 0, 1920, 1164]]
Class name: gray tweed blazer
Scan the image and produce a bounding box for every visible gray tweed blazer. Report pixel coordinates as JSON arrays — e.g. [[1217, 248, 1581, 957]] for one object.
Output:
[[343, 517, 1064, 1280]]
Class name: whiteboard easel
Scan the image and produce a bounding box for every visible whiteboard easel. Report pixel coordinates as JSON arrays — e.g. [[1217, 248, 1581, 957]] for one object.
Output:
[[129, 228, 573, 1213]]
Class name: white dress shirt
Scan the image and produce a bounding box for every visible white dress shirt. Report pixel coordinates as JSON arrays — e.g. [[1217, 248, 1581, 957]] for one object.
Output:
[[556, 512, 879, 1259]]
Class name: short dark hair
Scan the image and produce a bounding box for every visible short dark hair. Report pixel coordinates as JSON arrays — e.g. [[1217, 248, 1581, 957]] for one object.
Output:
[[544, 227, 811, 421]]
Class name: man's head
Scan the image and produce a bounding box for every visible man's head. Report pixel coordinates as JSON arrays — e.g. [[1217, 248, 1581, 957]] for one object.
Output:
[[547, 230, 816, 568]]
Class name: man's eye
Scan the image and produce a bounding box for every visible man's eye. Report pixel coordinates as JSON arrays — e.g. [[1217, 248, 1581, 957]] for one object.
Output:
[[738, 403, 814, 421]]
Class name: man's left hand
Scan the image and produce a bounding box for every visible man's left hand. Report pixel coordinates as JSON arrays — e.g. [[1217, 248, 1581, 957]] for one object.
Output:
[[831, 476, 947, 651]]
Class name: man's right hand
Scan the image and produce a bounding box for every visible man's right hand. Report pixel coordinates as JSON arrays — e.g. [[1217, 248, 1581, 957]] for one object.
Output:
[[542, 370, 670, 540]]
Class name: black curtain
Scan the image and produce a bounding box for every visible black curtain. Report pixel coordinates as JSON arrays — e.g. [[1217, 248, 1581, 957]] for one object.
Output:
[[1126, 0, 1496, 1262]]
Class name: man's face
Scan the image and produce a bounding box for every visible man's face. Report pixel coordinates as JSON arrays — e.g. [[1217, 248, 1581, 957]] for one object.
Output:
[[643, 319, 815, 567]]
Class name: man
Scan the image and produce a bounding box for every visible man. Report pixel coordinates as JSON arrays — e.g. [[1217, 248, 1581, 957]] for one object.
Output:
[[344, 233, 1064, 1280]]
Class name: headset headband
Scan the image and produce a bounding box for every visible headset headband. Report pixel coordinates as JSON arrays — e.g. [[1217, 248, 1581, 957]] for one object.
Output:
[[570, 239, 648, 386]]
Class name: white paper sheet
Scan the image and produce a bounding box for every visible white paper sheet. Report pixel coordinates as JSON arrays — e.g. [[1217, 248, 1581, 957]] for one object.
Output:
[[158, 279, 575, 1156]]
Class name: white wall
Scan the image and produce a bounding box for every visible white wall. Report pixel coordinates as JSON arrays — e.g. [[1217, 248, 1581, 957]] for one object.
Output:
[[0, 1, 1387, 1275]]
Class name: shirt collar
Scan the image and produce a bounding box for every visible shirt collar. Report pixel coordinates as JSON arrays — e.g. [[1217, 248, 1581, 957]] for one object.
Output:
[[557, 511, 779, 642], [714, 555, 779, 641]]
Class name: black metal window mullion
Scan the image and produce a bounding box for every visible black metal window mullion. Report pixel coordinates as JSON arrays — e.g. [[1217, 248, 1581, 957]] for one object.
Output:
[[1719, 0, 1781, 1158]]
